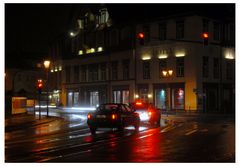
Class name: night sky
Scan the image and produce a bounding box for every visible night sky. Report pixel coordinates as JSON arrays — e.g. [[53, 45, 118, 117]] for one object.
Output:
[[5, 3, 235, 68]]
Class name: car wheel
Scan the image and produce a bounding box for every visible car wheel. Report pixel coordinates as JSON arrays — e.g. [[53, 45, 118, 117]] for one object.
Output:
[[90, 127, 96, 135], [134, 119, 140, 131], [134, 123, 139, 132]]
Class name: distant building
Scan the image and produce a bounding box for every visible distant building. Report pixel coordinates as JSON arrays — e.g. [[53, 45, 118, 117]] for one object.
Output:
[[49, 5, 235, 113]]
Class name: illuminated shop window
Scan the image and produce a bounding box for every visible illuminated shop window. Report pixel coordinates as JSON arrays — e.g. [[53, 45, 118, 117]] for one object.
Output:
[[73, 92, 79, 106], [122, 90, 130, 104], [68, 92, 73, 107], [90, 91, 99, 107], [172, 88, 184, 109], [155, 89, 166, 109]]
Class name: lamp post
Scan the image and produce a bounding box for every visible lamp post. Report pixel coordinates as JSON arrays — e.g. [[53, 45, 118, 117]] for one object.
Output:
[[44, 60, 50, 117], [162, 69, 173, 116]]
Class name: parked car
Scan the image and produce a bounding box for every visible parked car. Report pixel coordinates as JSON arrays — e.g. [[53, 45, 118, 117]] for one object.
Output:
[[87, 103, 140, 134], [130, 101, 161, 127]]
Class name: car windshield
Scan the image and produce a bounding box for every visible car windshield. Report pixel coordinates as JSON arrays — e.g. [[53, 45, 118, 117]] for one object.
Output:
[[97, 104, 119, 112]]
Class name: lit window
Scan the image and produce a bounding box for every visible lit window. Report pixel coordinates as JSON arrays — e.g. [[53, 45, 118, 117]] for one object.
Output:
[[98, 47, 103, 52], [86, 49, 91, 54], [224, 48, 235, 59], [78, 50, 83, 55], [90, 48, 95, 53]]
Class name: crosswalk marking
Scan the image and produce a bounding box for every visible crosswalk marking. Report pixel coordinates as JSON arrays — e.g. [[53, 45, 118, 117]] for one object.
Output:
[[185, 129, 198, 136]]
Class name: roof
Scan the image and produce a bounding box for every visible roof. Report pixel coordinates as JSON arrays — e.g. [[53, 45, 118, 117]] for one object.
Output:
[[106, 3, 235, 24]]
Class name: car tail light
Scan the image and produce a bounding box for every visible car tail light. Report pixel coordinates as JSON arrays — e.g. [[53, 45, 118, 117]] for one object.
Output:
[[111, 114, 117, 120], [135, 102, 142, 106], [87, 114, 92, 119]]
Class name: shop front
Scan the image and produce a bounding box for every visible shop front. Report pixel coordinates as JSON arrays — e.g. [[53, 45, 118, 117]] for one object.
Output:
[[154, 83, 185, 111], [112, 85, 130, 104]]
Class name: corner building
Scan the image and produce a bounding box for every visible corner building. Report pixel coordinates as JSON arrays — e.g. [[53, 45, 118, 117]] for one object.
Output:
[[50, 6, 235, 113]]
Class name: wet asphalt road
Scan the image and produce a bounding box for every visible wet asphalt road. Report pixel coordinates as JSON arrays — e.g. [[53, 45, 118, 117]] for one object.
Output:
[[5, 109, 235, 162]]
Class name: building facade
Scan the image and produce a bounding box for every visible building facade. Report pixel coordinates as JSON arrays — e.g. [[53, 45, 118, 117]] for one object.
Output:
[[49, 6, 235, 113]]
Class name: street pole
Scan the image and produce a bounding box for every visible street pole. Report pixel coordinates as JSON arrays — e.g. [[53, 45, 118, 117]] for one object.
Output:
[[33, 98, 35, 115], [39, 91, 41, 120], [44, 60, 50, 117], [166, 83, 169, 117], [46, 69, 49, 117]]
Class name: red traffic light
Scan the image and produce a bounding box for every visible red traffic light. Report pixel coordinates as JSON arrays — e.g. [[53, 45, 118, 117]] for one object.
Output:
[[202, 32, 209, 39], [37, 79, 43, 90], [138, 32, 144, 39]]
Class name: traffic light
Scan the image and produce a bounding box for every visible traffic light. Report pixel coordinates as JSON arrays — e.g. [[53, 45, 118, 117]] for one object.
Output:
[[138, 32, 145, 45], [202, 32, 209, 46], [37, 79, 43, 93]]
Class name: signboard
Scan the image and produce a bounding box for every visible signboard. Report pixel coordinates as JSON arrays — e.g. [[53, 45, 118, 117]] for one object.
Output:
[[12, 97, 27, 114]]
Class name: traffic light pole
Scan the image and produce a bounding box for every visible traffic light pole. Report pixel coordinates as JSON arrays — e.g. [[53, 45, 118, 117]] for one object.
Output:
[[39, 91, 41, 120]]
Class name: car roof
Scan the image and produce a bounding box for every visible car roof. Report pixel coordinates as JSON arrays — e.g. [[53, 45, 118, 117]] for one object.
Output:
[[100, 103, 125, 106]]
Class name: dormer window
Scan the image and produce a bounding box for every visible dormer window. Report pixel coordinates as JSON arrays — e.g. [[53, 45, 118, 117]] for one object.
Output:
[[77, 19, 84, 29], [99, 8, 109, 24]]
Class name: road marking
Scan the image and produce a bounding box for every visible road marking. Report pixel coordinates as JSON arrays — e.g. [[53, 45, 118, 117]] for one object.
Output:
[[185, 129, 198, 136], [139, 134, 153, 139], [160, 125, 176, 133]]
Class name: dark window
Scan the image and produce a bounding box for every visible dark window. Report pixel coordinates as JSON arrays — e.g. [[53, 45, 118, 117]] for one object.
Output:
[[65, 66, 71, 83], [213, 58, 219, 79], [176, 21, 184, 39], [81, 65, 87, 82], [89, 64, 98, 81], [58, 71, 62, 86], [202, 56, 209, 78], [73, 65, 79, 82], [143, 61, 150, 79], [226, 60, 234, 80], [100, 63, 107, 81], [159, 59, 167, 78], [17, 74, 21, 81], [159, 22, 166, 40], [143, 25, 150, 42], [176, 57, 184, 77], [202, 19, 209, 32], [111, 61, 118, 80], [213, 22, 220, 41], [110, 30, 118, 46], [122, 59, 130, 80], [96, 31, 104, 47], [230, 24, 234, 42]]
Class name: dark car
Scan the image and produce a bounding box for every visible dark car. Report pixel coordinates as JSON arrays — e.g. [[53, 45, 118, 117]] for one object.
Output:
[[87, 103, 140, 134], [131, 101, 161, 127]]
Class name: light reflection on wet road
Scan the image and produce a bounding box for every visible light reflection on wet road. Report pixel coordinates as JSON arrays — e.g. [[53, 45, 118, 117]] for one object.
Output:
[[5, 109, 235, 162]]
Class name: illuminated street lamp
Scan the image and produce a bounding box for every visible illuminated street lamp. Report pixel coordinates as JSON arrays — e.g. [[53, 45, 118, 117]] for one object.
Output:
[[162, 69, 173, 77], [162, 69, 173, 116], [44, 60, 51, 117]]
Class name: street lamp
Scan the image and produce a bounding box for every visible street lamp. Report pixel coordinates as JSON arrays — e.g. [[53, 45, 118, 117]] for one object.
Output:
[[162, 69, 173, 116], [44, 60, 51, 117]]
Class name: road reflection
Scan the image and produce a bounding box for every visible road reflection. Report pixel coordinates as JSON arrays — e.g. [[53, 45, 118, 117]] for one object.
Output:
[[132, 129, 163, 162]]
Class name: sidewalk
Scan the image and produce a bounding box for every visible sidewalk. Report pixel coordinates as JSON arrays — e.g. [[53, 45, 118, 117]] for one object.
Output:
[[5, 113, 62, 132]]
